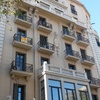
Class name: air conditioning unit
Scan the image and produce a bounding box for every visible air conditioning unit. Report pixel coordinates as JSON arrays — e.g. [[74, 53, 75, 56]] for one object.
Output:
[[7, 96, 11, 100]]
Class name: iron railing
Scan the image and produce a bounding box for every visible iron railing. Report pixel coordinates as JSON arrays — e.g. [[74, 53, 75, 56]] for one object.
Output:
[[13, 34, 33, 45], [65, 50, 80, 58], [82, 55, 95, 63], [11, 61, 33, 73], [37, 20, 52, 29], [77, 36, 89, 44], [90, 77, 100, 86], [38, 41, 55, 51], [17, 15, 32, 23], [62, 30, 75, 38]]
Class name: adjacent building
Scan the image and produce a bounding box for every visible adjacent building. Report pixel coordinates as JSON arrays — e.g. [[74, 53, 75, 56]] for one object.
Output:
[[0, 0, 100, 100]]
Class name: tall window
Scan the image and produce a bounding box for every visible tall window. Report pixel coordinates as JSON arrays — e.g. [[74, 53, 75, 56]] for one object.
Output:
[[49, 79, 62, 100], [41, 80, 45, 100], [62, 26, 69, 35], [70, 5, 77, 15], [64, 82, 77, 100], [77, 84, 89, 100], [15, 52, 26, 71], [65, 44, 73, 55], [13, 84, 26, 100]]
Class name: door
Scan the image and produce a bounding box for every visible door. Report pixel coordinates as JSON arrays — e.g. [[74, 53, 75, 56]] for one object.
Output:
[[80, 49, 86, 60], [15, 52, 26, 71], [17, 29, 26, 42], [13, 84, 26, 100], [40, 35, 48, 48], [77, 33, 82, 40], [65, 44, 73, 55], [85, 69, 92, 80], [39, 17, 46, 26], [92, 94, 98, 100]]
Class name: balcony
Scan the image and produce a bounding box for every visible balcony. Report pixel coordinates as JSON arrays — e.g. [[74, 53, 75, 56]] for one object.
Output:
[[10, 61, 33, 81], [37, 20, 52, 34], [37, 41, 55, 55], [65, 50, 80, 62], [13, 34, 32, 50], [77, 36, 89, 47], [90, 77, 100, 88], [81, 55, 95, 66], [62, 31, 75, 42], [15, 15, 32, 28], [39, 62, 87, 80]]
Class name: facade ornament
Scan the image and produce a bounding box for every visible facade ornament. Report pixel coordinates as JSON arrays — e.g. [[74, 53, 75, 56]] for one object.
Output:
[[53, 32, 60, 56]]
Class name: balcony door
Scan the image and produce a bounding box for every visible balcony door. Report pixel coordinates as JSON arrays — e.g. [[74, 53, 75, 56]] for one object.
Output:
[[39, 17, 46, 26], [85, 69, 92, 80], [77, 32, 82, 40], [80, 49, 86, 60], [15, 52, 26, 71], [40, 35, 48, 48], [63, 26, 69, 35], [13, 84, 26, 100], [17, 28, 26, 42], [65, 44, 73, 55]]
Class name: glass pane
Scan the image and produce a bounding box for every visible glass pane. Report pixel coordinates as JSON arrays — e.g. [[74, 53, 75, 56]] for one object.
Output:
[[67, 90, 74, 100], [64, 82, 75, 89], [49, 80, 60, 87], [59, 88, 62, 100], [52, 88, 59, 100], [77, 84, 87, 91], [80, 92, 87, 100]]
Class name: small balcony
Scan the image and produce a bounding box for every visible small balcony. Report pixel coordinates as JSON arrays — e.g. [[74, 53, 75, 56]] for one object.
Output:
[[15, 15, 32, 28], [81, 55, 95, 66], [64, 50, 80, 62], [90, 77, 100, 88], [62, 31, 75, 42], [10, 61, 33, 81], [77, 36, 89, 47], [37, 20, 52, 34], [37, 41, 55, 55], [13, 34, 32, 50], [39, 62, 87, 80]]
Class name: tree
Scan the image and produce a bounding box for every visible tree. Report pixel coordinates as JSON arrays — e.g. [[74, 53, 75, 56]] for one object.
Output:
[[0, 0, 21, 17]]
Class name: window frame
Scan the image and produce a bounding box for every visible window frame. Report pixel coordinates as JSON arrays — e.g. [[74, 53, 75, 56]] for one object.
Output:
[[64, 82, 77, 100]]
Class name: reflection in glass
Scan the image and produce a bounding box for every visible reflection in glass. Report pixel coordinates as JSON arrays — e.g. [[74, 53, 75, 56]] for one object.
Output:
[[49, 80, 62, 100], [64, 82, 77, 100], [77, 84, 89, 100]]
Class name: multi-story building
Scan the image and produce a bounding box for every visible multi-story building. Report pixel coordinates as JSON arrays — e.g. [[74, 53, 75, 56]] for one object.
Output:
[[0, 0, 100, 100]]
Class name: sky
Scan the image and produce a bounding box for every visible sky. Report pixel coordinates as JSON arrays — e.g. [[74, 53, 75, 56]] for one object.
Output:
[[79, 0, 100, 36]]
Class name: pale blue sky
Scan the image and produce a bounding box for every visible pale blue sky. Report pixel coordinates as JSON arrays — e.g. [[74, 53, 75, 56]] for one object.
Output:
[[80, 0, 100, 36]]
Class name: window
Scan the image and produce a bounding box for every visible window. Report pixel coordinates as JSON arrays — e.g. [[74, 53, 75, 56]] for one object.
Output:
[[77, 84, 89, 100], [64, 82, 77, 100], [39, 17, 46, 26], [17, 28, 26, 42], [62, 26, 69, 35], [49, 79, 62, 100], [18, 10, 27, 20], [96, 38, 100, 47], [15, 52, 26, 71], [41, 57, 50, 66], [80, 49, 86, 60], [40, 35, 48, 47], [70, 5, 77, 15], [13, 84, 26, 100], [68, 64, 76, 70], [41, 80, 45, 100], [92, 94, 98, 100], [85, 69, 92, 80], [65, 44, 73, 55]]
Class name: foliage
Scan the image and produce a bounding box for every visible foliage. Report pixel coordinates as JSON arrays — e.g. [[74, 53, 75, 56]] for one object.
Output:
[[0, 0, 22, 17]]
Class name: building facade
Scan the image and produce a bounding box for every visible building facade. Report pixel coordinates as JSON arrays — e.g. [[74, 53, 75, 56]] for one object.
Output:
[[0, 0, 100, 100]]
